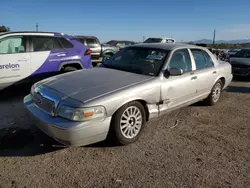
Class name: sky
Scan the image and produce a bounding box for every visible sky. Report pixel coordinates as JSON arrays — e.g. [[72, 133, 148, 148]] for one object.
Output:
[[1, 0, 250, 42]]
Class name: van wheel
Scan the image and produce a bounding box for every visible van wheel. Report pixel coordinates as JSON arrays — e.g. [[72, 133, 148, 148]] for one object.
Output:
[[109, 101, 146, 145], [204, 80, 223, 106], [63, 66, 78, 72]]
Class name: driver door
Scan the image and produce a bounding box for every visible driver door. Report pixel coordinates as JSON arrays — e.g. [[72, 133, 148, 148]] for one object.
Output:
[[0, 35, 30, 89], [159, 48, 197, 115]]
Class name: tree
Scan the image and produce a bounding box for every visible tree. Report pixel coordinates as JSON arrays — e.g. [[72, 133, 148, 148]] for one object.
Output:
[[0, 25, 10, 33]]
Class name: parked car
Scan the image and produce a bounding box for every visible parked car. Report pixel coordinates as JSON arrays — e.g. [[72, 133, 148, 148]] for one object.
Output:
[[105, 40, 135, 48], [227, 49, 241, 57], [143, 37, 175, 44], [229, 49, 250, 77], [0, 31, 92, 90], [75, 36, 120, 66], [24, 43, 232, 147]]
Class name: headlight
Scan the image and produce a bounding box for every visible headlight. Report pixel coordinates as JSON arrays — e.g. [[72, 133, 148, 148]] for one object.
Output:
[[57, 105, 106, 121]]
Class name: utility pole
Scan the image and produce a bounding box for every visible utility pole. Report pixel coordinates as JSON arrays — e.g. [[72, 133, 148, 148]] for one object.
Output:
[[143, 36, 145, 42], [36, 23, 39, 32], [213, 29, 216, 46]]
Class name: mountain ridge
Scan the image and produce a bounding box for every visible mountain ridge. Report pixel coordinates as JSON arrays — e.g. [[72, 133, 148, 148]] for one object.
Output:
[[189, 39, 250, 44]]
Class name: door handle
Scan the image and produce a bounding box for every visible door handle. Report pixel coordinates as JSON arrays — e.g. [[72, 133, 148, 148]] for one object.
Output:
[[191, 76, 197, 80], [213, 71, 217, 75]]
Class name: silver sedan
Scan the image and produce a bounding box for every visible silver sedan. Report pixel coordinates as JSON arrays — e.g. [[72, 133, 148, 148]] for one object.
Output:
[[24, 43, 233, 146]]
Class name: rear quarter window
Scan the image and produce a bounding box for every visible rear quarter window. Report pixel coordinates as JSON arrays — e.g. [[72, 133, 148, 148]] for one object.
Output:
[[59, 38, 73, 49]]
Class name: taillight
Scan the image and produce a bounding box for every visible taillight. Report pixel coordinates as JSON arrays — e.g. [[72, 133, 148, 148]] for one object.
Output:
[[84, 49, 92, 55]]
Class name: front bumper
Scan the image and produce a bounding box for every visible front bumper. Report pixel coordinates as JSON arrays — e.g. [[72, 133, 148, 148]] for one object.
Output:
[[24, 94, 111, 146]]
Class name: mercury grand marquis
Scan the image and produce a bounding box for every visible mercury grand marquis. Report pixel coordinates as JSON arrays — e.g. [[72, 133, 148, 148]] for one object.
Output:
[[24, 43, 233, 146]]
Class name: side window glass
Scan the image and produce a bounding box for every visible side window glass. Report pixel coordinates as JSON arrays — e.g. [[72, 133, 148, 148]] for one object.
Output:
[[0, 36, 26, 54], [86, 38, 97, 47], [201, 50, 214, 68], [59, 38, 73, 49], [168, 49, 192, 73], [191, 49, 207, 70], [32, 36, 63, 52]]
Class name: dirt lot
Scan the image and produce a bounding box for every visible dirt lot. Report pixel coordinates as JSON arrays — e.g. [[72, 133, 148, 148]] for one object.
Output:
[[0, 79, 249, 188]]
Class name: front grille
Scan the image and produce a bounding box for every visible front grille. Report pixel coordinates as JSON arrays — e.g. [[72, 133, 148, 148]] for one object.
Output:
[[33, 92, 55, 115]]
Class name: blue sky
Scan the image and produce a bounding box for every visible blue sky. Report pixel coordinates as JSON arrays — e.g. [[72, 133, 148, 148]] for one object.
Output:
[[1, 0, 250, 42]]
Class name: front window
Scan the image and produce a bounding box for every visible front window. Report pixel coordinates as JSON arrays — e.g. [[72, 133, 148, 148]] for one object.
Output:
[[168, 49, 192, 73], [0, 36, 26, 54], [102, 47, 169, 76]]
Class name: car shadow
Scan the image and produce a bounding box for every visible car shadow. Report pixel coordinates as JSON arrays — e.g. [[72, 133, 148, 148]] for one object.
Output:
[[0, 127, 65, 157], [226, 86, 250, 94]]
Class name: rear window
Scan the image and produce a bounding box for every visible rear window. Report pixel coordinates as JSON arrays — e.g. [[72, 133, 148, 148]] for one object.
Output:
[[59, 38, 73, 49]]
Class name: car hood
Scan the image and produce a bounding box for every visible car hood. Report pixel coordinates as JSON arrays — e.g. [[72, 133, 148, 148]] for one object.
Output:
[[39, 68, 153, 103]]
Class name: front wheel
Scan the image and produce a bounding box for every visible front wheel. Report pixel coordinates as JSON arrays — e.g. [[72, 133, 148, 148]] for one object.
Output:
[[204, 80, 223, 106], [109, 101, 146, 145]]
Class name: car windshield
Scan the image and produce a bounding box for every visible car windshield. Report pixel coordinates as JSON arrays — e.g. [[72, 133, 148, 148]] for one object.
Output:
[[144, 38, 162, 43], [102, 47, 169, 76]]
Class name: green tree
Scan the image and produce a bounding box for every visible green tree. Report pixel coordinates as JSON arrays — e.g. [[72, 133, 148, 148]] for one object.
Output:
[[0, 25, 10, 33]]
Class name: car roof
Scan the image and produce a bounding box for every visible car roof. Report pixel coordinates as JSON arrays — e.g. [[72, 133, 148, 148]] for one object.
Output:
[[0, 31, 65, 36], [130, 43, 200, 50]]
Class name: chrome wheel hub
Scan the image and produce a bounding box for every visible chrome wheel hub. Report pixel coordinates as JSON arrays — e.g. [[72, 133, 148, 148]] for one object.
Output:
[[120, 106, 142, 139], [212, 83, 221, 103]]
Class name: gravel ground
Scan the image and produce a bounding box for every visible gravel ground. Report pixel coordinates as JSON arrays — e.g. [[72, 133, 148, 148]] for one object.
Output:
[[0, 79, 249, 188]]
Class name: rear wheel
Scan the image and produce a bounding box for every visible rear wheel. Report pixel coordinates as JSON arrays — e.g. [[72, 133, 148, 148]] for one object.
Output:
[[204, 80, 223, 106], [109, 101, 146, 145]]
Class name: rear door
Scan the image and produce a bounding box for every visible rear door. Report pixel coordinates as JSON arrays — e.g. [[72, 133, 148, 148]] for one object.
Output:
[[190, 49, 217, 97], [29, 36, 67, 75], [0, 35, 30, 88]]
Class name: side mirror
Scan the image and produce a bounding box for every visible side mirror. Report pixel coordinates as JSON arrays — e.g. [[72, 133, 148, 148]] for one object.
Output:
[[167, 68, 184, 76]]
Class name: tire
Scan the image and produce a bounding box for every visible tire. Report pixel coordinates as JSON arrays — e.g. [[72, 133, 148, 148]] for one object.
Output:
[[109, 101, 146, 145], [63, 66, 78, 72], [204, 80, 223, 106]]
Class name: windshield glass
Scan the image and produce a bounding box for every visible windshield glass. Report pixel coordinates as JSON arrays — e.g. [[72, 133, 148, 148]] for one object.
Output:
[[144, 38, 162, 43], [102, 47, 169, 76]]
